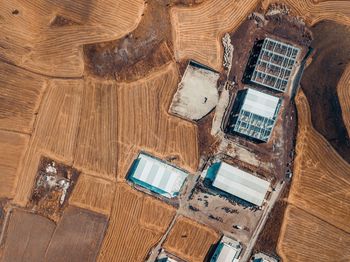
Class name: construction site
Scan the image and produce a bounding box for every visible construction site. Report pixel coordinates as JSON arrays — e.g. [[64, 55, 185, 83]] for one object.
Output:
[[0, 1, 349, 262]]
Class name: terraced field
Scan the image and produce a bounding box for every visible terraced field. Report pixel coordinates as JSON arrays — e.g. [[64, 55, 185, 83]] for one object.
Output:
[[98, 183, 176, 261], [0, 0, 144, 77], [163, 216, 220, 262], [337, 64, 350, 134], [278, 206, 350, 261], [171, 0, 350, 71], [277, 90, 350, 261], [0, 0, 349, 261]]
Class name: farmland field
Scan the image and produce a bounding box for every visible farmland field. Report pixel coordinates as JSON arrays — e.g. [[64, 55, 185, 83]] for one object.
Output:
[[1, 209, 56, 262], [163, 216, 220, 262], [98, 183, 176, 261], [277, 90, 350, 260], [0, 0, 349, 261], [278, 206, 350, 261]]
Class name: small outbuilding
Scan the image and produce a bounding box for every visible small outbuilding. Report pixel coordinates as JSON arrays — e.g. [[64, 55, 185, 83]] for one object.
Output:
[[128, 153, 188, 198], [212, 162, 270, 206]]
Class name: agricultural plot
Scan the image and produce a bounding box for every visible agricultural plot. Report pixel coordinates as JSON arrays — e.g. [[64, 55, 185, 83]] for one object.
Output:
[[163, 216, 220, 262], [338, 64, 350, 134], [13, 79, 83, 206], [74, 79, 118, 179], [0, 62, 47, 133], [69, 173, 115, 216], [278, 206, 350, 262], [98, 183, 176, 261], [1, 209, 56, 262], [288, 90, 350, 232], [0, 0, 144, 77], [170, 0, 259, 70], [45, 206, 108, 262], [116, 63, 199, 177], [277, 90, 350, 260], [171, 0, 350, 73], [0, 131, 29, 198]]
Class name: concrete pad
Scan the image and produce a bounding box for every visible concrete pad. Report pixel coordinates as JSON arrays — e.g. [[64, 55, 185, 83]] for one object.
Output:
[[170, 61, 219, 121]]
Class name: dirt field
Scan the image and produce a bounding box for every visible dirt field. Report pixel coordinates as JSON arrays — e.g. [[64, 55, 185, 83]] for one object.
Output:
[[301, 21, 350, 162], [163, 216, 220, 262], [0, 0, 145, 77], [0, 62, 47, 133], [69, 174, 115, 216], [1, 209, 56, 262], [98, 183, 176, 261], [276, 90, 350, 260], [0, 131, 29, 198], [45, 206, 108, 262], [278, 205, 350, 261], [13, 79, 83, 206]]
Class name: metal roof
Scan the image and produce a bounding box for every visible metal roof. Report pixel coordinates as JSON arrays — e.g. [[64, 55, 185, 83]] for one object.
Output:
[[241, 88, 280, 119], [129, 153, 188, 198], [250, 38, 300, 92], [212, 162, 270, 206]]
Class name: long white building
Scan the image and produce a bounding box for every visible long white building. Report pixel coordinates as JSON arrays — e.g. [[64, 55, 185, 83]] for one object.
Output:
[[128, 153, 188, 198], [212, 162, 270, 206]]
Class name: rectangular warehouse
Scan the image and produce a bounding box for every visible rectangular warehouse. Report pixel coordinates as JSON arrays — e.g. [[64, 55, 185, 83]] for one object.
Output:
[[210, 236, 242, 262], [212, 162, 270, 206], [225, 88, 281, 142], [128, 153, 188, 198], [244, 37, 300, 92]]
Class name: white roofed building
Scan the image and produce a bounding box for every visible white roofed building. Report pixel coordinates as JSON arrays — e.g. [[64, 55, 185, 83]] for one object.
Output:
[[128, 153, 188, 198], [212, 162, 270, 206], [225, 88, 281, 142], [210, 236, 242, 262]]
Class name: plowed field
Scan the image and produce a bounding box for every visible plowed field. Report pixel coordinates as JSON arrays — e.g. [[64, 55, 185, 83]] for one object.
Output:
[[98, 183, 176, 261], [116, 63, 199, 178], [171, 0, 350, 71], [13, 79, 83, 206], [278, 206, 350, 261], [0, 63, 47, 133], [163, 216, 220, 262], [0, 0, 144, 77], [0, 131, 29, 198], [277, 90, 350, 261], [69, 174, 115, 216], [337, 64, 350, 134]]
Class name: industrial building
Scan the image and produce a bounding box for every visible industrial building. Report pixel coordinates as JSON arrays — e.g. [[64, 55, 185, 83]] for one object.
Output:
[[128, 153, 188, 198], [210, 236, 242, 262], [225, 88, 281, 142], [244, 37, 300, 92], [212, 161, 270, 206]]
